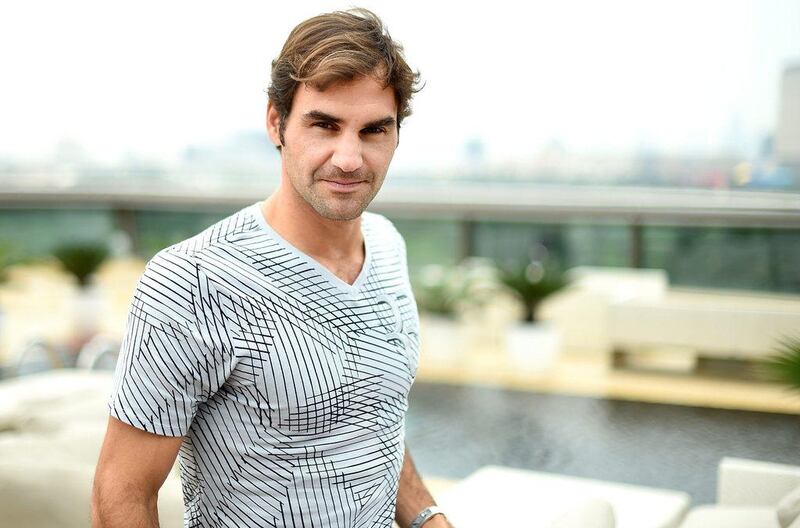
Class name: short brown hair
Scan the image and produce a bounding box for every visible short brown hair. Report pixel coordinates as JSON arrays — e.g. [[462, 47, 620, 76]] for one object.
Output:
[[267, 8, 421, 145]]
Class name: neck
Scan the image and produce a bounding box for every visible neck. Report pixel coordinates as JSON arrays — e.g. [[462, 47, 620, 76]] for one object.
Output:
[[260, 183, 364, 261]]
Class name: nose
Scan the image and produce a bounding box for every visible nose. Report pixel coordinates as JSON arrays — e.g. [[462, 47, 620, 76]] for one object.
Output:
[[331, 134, 364, 173]]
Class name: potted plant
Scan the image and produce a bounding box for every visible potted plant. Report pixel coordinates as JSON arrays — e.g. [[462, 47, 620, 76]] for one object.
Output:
[[412, 263, 468, 361], [759, 336, 800, 393], [498, 260, 567, 323], [0, 243, 14, 285], [53, 243, 109, 288], [498, 247, 568, 370], [0, 243, 15, 358], [53, 242, 110, 351], [453, 258, 521, 358], [0, 243, 28, 343], [412, 264, 462, 318]]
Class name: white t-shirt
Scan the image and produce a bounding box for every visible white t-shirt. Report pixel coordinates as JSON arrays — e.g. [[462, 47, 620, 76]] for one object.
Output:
[[109, 202, 420, 527]]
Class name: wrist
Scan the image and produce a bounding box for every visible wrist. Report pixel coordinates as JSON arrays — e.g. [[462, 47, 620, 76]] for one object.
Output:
[[409, 505, 448, 528], [420, 514, 450, 527]]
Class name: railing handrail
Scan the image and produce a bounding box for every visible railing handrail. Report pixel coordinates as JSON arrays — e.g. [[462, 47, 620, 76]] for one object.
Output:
[[1, 183, 799, 227]]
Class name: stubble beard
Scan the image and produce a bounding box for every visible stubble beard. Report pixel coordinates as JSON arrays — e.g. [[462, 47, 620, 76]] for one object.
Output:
[[295, 167, 384, 222]]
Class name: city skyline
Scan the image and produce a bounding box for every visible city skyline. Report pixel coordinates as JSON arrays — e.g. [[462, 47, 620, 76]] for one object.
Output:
[[1, 0, 798, 171]]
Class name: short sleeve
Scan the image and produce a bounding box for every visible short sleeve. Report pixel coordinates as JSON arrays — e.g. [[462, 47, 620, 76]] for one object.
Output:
[[108, 248, 234, 437]]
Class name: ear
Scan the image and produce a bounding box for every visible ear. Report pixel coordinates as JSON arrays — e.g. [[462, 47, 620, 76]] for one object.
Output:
[[266, 102, 282, 148]]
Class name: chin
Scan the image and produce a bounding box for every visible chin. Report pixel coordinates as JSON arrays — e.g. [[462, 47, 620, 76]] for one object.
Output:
[[315, 205, 366, 222], [312, 191, 375, 221]]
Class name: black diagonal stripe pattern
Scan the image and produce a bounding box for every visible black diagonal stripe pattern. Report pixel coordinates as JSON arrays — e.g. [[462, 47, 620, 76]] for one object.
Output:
[[109, 203, 420, 527]]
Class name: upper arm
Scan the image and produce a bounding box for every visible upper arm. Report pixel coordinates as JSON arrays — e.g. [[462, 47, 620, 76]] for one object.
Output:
[[94, 416, 183, 499]]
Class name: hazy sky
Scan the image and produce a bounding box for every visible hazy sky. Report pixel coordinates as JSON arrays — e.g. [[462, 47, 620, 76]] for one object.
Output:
[[1, 0, 798, 170]]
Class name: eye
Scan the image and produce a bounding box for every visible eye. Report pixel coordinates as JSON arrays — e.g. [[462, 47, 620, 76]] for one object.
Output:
[[313, 122, 337, 130], [362, 126, 387, 135]]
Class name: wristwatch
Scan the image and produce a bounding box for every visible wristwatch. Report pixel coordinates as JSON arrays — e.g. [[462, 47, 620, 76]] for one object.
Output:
[[410, 505, 445, 528]]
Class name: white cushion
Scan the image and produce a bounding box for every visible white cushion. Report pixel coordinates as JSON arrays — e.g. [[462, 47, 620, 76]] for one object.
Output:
[[0, 370, 113, 433], [0, 423, 107, 466], [550, 498, 616, 528], [0, 370, 185, 526], [0, 461, 95, 528], [0, 460, 183, 528], [778, 486, 800, 528], [438, 465, 689, 528], [680, 505, 779, 528]]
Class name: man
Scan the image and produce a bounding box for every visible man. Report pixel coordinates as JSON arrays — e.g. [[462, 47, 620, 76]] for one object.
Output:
[[92, 8, 452, 528]]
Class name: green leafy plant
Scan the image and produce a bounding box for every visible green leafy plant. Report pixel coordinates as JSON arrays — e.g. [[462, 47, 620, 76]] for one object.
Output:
[[412, 258, 504, 318], [0, 242, 26, 284], [0, 244, 13, 284], [759, 336, 800, 392], [53, 242, 109, 287], [412, 264, 467, 317], [498, 259, 567, 323]]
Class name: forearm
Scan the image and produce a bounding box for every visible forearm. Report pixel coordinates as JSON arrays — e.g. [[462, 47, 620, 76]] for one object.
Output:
[[92, 483, 160, 527], [395, 447, 452, 528]]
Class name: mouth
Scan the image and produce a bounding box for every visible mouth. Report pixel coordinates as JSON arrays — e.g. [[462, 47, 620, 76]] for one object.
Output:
[[320, 179, 367, 192]]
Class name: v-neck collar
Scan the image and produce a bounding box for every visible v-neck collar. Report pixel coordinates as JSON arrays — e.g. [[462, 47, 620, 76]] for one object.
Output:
[[249, 201, 373, 295]]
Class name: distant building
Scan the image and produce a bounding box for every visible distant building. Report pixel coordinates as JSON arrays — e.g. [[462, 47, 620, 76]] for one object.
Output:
[[776, 64, 800, 165]]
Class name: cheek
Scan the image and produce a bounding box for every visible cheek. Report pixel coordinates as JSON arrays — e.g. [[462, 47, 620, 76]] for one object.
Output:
[[369, 143, 397, 170], [285, 137, 331, 171]]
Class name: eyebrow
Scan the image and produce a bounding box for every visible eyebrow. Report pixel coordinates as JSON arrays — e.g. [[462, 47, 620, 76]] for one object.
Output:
[[302, 110, 396, 129]]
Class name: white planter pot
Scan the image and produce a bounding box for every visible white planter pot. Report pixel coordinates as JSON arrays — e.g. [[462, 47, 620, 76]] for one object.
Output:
[[420, 314, 465, 362], [71, 284, 105, 337], [506, 321, 562, 371]]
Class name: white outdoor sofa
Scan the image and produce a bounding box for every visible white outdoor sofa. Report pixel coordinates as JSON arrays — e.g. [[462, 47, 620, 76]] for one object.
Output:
[[437, 465, 690, 528], [436, 459, 800, 528], [679, 457, 800, 528], [540, 266, 800, 364], [0, 369, 185, 528]]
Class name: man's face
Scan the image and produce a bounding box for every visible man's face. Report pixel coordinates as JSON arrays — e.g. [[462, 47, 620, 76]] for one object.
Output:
[[267, 75, 399, 221]]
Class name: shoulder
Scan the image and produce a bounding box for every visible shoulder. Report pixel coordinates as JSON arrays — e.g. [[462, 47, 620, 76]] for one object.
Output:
[[166, 203, 260, 257], [137, 204, 257, 309], [363, 211, 405, 247], [144, 245, 199, 286], [145, 203, 262, 277]]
